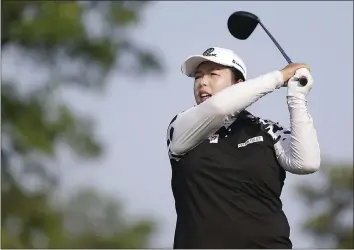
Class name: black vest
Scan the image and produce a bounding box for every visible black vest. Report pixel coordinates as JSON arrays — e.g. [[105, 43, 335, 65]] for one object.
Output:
[[169, 111, 292, 249]]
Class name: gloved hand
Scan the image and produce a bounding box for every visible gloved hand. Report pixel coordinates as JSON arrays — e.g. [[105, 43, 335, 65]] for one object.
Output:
[[287, 68, 313, 98]]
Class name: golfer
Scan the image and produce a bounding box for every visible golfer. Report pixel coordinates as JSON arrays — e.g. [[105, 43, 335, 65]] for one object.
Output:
[[166, 47, 320, 249]]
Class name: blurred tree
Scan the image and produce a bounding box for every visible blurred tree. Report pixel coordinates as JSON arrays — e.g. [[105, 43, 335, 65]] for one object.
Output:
[[297, 163, 353, 248], [2, 1, 162, 248], [61, 189, 155, 248]]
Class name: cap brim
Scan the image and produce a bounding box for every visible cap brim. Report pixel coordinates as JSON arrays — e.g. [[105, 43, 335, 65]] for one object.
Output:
[[181, 55, 233, 77]]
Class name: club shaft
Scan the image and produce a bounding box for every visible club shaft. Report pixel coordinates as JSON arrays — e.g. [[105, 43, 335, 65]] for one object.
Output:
[[258, 21, 293, 64], [258, 21, 308, 86]]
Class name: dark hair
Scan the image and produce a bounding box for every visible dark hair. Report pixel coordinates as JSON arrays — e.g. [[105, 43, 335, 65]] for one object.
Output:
[[229, 67, 245, 82]]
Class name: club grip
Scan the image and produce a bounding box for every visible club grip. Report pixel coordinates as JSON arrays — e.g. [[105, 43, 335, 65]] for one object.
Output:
[[298, 76, 308, 86]]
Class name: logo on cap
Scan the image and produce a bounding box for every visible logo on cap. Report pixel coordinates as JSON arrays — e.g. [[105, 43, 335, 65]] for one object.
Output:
[[203, 48, 217, 57], [232, 59, 245, 73]]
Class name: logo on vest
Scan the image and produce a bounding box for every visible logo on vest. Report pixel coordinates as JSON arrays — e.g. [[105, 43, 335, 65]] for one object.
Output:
[[238, 136, 263, 148], [208, 134, 219, 143]]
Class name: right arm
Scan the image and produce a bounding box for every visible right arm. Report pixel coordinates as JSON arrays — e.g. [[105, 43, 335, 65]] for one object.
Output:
[[167, 70, 284, 156]]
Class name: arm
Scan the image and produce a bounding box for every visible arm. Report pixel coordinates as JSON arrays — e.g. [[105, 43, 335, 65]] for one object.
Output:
[[266, 69, 320, 174], [167, 71, 284, 156]]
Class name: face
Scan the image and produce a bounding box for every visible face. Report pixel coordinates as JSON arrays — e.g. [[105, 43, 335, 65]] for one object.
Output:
[[193, 61, 243, 104]]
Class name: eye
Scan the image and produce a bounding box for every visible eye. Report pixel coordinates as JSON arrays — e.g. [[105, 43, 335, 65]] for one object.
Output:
[[211, 72, 219, 76]]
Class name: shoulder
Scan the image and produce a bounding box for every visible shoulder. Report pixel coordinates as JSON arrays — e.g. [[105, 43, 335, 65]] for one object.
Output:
[[166, 106, 195, 131], [166, 107, 193, 144], [246, 113, 290, 144], [167, 106, 193, 125], [166, 114, 177, 148], [166, 110, 187, 162]]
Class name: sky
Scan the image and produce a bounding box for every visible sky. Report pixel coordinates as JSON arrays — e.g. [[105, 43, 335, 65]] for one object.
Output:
[[4, 1, 353, 248]]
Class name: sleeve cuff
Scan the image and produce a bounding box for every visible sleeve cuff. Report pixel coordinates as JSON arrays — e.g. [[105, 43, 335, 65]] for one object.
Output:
[[287, 93, 307, 100], [274, 70, 284, 88]]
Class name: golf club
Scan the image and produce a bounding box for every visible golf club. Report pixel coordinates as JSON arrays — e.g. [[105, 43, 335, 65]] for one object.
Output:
[[227, 11, 308, 86]]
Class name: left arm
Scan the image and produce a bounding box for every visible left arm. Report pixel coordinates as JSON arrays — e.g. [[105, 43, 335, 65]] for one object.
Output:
[[265, 68, 321, 174]]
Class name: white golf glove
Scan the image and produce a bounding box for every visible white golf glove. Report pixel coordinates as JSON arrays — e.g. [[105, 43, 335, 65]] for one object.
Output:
[[287, 68, 313, 98]]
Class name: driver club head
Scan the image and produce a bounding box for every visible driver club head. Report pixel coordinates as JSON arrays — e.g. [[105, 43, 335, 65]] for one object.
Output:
[[227, 11, 260, 40]]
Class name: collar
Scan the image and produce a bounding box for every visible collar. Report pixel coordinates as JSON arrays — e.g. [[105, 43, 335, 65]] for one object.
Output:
[[223, 110, 255, 128], [223, 115, 236, 128]]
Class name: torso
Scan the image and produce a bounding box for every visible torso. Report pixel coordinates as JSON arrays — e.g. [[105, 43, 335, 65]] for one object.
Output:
[[170, 111, 292, 249]]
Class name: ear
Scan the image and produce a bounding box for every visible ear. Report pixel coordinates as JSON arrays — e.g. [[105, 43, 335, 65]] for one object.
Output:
[[232, 79, 244, 85]]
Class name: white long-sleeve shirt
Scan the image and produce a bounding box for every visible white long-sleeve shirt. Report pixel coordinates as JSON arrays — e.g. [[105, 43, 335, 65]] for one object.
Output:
[[167, 70, 320, 174]]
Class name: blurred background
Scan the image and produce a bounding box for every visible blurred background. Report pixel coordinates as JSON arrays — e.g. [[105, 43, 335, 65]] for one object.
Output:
[[1, 1, 353, 248]]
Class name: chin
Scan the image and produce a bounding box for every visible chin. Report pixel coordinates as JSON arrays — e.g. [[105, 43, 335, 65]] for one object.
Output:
[[196, 100, 203, 105]]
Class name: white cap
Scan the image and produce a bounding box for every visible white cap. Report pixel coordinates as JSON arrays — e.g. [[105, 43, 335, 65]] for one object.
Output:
[[181, 47, 247, 79]]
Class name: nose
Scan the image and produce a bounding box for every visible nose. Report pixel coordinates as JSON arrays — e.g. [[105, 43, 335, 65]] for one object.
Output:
[[198, 75, 209, 88]]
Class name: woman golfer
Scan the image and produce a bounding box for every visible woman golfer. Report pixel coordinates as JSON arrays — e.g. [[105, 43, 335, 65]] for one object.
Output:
[[166, 47, 320, 249]]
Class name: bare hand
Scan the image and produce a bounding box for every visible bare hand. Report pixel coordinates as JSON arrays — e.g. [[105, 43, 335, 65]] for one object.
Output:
[[280, 63, 311, 83]]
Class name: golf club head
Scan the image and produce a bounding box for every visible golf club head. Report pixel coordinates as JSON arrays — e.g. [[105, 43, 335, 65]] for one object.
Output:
[[227, 11, 260, 40]]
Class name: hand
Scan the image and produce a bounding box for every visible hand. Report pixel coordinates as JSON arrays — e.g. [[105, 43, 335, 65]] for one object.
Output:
[[287, 68, 314, 98], [280, 63, 311, 84]]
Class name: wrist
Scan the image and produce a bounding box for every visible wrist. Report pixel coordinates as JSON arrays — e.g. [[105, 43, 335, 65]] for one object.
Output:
[[287, 94, 308, 109], [287, 92, 307, 100]]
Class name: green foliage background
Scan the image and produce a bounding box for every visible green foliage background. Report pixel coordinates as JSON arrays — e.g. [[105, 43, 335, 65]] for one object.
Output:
[[1, 1, 352, 249], [2, 1, 161, 248]]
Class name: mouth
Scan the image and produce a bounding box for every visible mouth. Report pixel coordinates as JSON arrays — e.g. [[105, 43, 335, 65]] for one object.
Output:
[[199, 93, 212, 102]]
